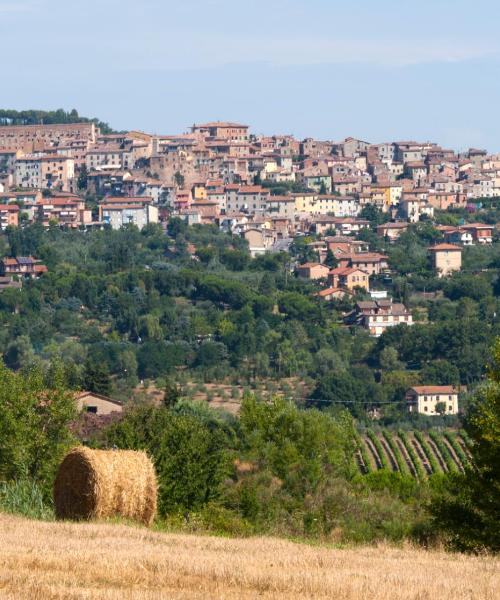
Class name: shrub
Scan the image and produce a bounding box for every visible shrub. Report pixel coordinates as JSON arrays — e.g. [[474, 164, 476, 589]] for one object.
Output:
[[0, 479, 53, 520]]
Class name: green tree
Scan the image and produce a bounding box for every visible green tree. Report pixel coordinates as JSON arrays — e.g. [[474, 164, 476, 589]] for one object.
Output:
[[430, 340, 500, 552], [164, 377, 181, 409], [0, 362, 76, 497], [174, 171, 185, 188], [324, 248, 338, 268], [103, 405, 235, 514], [83, 358, 112, 396], [77, 164, 88, 190]]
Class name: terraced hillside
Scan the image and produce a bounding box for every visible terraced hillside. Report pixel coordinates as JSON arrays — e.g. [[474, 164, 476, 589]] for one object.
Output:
[[356, 430, 471, 479]]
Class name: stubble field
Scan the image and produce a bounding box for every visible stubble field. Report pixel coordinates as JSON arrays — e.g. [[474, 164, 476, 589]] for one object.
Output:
[[0, 513, 498, 599]]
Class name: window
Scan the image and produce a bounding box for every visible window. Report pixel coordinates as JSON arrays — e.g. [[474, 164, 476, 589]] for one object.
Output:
[[424, 406, 428, 412], [448, 405, 453, 411]]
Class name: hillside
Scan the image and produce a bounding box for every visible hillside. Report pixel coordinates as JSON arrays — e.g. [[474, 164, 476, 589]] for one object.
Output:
[[0, 514, 497, 600]]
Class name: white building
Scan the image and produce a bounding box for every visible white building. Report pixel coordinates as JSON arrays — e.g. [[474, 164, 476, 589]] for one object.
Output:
[[406, 386, 459, 416]]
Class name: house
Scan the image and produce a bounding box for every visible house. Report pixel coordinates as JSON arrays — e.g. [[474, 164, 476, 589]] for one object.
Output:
[[325, 236, 367, 256], [441, 227, 474, 246], [0, 256, 47, 278], [428, 243, 462, 277], [315, 286, 352, 301], [461, 223, 493, 244], [0, 204, 19, 229], [312, 216, 369, 236], [337, 252, 389, 276], [406, 386, 459, 416], [296, 262, 330, 280], [75, 391, 123, 415], [242, 227, 275, 257], [347, 299, 413, 336], [328, 267, 370, 291], [377, 222, 409, 242]]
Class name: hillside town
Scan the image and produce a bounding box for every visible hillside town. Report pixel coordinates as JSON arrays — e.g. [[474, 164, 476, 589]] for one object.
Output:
[[0, 119, 496, 346]]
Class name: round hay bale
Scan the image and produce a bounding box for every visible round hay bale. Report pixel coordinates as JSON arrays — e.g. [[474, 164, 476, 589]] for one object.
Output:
[[54, 446, 157, 526]]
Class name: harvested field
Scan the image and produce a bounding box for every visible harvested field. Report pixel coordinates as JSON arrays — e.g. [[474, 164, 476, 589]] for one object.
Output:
[[0, 513, 498, 600]]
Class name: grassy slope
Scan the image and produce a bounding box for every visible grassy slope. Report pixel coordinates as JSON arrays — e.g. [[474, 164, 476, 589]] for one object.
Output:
[[0, 514, 498, 599]]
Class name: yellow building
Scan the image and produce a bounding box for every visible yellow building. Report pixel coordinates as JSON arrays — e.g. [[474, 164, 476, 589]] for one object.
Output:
[[192, 183, 207, 200], [293, 192, 318, 213]]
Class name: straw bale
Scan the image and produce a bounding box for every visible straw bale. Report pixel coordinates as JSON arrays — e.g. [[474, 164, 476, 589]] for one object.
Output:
[[54, 446, 157, 526]]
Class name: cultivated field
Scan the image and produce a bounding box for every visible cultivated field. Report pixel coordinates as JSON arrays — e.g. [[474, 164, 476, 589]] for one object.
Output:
[[357, 429, 471, 478], [0, 513, 498, 599]]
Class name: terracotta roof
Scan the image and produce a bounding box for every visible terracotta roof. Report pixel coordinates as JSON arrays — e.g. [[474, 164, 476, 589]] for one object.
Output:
[[428, 243, 462, 251], [329, 266, 367, 276], [316, 287, 351, 297], [297, 262, 326, 269], [409, 386, 459, 394], [195, 121, 248, 129]]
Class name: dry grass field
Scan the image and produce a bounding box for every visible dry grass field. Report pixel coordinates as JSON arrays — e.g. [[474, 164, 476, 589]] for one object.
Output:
[[0, 513, 498, 600]]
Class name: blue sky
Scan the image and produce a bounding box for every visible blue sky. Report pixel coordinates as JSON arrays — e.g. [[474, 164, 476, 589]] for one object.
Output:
[[1, 0, 499, 150]]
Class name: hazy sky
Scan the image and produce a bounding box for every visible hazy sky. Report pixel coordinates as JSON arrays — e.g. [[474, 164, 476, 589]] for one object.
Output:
[[1, 0, 500, 150]]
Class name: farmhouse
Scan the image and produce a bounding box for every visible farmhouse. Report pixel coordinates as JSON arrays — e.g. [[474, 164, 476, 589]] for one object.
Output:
[[75, 391, 123, 415], [406, 386, 459, 416]]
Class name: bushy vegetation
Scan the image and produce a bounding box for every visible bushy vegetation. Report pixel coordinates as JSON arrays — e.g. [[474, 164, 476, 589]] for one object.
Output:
[[430, 341, 500, 552], [0, 222, 497, 420], [0, 223, 497, 550]]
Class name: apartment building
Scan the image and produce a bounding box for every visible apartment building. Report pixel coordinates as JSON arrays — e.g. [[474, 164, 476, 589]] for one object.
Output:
[[36, 197, 91, 227], [99, 198, 159, 230], [266, 195, 296, 219], [41, 155, 75, 192], [226, 186, 269, 214], [15, 156, 42, 188]]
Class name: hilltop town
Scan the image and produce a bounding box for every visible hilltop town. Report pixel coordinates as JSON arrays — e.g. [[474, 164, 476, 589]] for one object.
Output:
[[0, 119, 497, 234], [0, 116, 497, 348]]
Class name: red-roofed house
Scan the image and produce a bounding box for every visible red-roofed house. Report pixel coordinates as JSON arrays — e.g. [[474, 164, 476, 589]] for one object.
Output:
[[328, 267, 369, 291], [428, 243, 462, 276], [406, 386, 460, 415], [296, 262, 330, 280]]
